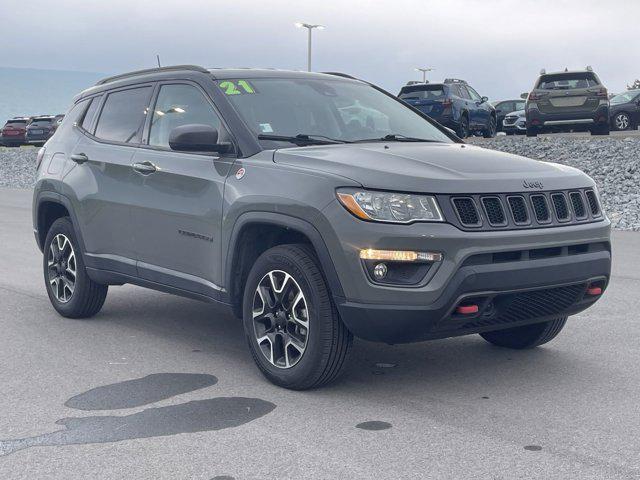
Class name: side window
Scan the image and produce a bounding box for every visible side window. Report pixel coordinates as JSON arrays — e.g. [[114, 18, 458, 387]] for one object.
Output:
[[149, 84, 222, 148], [94, 86, 152, 143], [54, 99, 90, 137], [458, 86, 471, 100], [80, 96, 101, 132], [466, 86, 482, 102], [496, 101, 512, 113]]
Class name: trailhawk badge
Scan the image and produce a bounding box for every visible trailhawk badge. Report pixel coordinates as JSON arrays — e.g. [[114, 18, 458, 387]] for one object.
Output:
[[235, 167, 246, 180]]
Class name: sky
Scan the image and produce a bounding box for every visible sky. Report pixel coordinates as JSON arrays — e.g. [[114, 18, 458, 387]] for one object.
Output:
[[2, 0, 639, 100]]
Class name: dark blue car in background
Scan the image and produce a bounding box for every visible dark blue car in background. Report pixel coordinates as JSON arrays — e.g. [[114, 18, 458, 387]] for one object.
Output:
[[398, 79, 496, 138]]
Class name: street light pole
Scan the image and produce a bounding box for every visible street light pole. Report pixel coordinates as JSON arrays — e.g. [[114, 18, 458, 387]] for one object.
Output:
[[295, 22, 325, 72], [415, 67, 435, 83]]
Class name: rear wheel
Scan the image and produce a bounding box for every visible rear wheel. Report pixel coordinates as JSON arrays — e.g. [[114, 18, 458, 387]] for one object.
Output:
[[456, 115, 469, 138], [242, 244, 353, 390], [612, 112, 631, 131], [590, 123, 610, 136], [480, 316, 567, 349], [43, 217, 108, 318], [526, 126, 538, 137]]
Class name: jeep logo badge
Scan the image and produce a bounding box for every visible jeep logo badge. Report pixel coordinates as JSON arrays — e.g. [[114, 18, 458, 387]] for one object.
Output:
[[523, 179, 544, 189]]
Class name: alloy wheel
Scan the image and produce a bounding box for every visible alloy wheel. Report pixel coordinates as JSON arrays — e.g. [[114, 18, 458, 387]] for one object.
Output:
[[252, 270, 309, 369], [615, 113, 630, 131], [47, 233, 76, 303]]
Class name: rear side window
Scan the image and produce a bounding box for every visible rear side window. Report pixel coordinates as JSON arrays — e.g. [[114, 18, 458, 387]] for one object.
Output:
[[95, 87, 152, 143], [6, 120, 27, 126], [149, 84, 222, 148], [399, 85, 446, 100], [537, 73, 600, 90], [80, 97, 101, 131]]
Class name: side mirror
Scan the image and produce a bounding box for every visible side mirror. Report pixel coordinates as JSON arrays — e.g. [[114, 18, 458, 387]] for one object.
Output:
[[520, 92, 529, 100], [481, 96, 489, 103], [168, 124, 229, 153]]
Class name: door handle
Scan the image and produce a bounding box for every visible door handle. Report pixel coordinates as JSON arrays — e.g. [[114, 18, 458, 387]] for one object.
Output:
[[132, 161, 157, 174], [70, 153, 89, 164]]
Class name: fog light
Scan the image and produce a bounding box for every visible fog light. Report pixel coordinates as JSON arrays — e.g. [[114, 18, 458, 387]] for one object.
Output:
[[373, 263, 388, 280]]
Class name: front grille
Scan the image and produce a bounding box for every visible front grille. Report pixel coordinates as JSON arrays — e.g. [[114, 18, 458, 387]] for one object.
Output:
[[503, 116, 518, 125], [481, 197, 506, 226], [551, 193, 570, 222], [530, 195, 550, 223], [452, 198, 480, 226], [507, 196, 529, 224], [570, 191, 587, 219], [443, 188, 603, 231], [460, 283, 585, 330], [585, 190, 601, 216]]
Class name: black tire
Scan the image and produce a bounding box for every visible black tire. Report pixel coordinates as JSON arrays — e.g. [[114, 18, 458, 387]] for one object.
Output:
[[612, 112, 632, 131], [505, 131, 515, 136], [242, 244, 353, 390], [482, 115, 497, 138], [456, 115, 469, 139], [480, 316, 567, 349], [590, 123, 610, 136], [43, 217, 108, 318], [526, 126, 538, 137]]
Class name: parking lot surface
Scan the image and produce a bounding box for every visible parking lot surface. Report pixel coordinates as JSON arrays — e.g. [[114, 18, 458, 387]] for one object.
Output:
[[1, 187, 640, 480]]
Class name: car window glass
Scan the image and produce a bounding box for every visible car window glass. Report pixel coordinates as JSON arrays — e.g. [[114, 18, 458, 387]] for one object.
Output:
[[537, 73, 600, 90], [149, 84, 222, 148], [55, 99, 90, 137], [514, 101, 525, 111], [81, 97, 101, 132], [610, 91, 640, 105], [466, 86, 482, 101], [95, 87, 152, 143], [399, 85, 445, 101], [496, 102, 511, 113], [457, 86, 471, 100]]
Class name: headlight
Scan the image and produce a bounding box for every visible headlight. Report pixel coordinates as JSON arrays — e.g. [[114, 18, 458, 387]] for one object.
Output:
[[337, 188, 443, 223]]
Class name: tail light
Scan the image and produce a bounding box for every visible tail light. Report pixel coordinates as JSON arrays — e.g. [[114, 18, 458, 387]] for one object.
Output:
[[36, 147, 46, 170], [528, 92, 542, 101], [595, 87, 608, 98]]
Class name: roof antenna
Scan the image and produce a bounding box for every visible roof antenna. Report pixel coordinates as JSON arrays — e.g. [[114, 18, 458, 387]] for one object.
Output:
[[156, 55, 161, 68]]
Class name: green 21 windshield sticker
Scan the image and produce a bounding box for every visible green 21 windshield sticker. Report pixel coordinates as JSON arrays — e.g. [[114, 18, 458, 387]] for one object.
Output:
[[219, 80, 256, 95]]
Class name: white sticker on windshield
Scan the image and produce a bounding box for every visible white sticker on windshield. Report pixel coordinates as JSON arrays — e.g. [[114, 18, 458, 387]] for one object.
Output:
[[259, 123, 273, 133]]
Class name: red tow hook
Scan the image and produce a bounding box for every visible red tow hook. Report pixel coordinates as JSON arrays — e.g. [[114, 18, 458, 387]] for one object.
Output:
[[456, 304, 479, 315], [586, 286, 602, 296]]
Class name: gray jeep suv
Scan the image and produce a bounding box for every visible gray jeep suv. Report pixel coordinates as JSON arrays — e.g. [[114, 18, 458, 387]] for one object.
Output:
[[33, 66, 611, 390]]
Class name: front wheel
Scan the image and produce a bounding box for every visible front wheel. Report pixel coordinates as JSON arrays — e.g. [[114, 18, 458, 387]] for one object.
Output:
[[483, 116, 497, 138], [612, 112, 631, 131], [456, 116, 469, 139], [43, 217, 108, 318], [480, 317, 567, 349], [526, 126, 538, 137], [242, 244, 353, 390]]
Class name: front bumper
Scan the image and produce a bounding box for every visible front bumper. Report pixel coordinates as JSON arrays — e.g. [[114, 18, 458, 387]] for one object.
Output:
[[320, 201, 611, 343]]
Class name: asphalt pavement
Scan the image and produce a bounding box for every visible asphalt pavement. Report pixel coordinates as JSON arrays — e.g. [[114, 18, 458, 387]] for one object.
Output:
[[1, 187, 640, 480]]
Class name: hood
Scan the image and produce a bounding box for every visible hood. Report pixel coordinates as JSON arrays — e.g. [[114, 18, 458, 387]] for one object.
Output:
[[506, 109, 526, 117], [274, 142, 592, 194]]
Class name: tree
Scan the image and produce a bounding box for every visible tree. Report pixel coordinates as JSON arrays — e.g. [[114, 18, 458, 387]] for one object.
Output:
[[627, 79, 640, 90]]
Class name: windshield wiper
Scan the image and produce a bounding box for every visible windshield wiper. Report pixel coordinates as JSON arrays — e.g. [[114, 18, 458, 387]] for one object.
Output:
[[257, 133, 350, 145], [353, 134, 438, 143]]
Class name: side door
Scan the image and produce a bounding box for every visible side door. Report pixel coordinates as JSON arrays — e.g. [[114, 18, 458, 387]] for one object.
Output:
[[68, 85, 154, 275], [129, 82, 236, 298], [465, 85, 489, 128]]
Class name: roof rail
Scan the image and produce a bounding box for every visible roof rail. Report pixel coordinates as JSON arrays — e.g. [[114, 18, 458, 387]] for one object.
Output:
[[443, 78, 467, 84], [322, 71, 359, 80], [96, 65, 210, 86]]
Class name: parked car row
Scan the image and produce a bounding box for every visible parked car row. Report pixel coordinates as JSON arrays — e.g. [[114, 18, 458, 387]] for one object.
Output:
[[0, 114, 64, 147]]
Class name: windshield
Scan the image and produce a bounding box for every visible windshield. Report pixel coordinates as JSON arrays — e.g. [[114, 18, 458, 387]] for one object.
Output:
[[610, 90, 640, 105], [6, 120, 27, 126], [537, 72, 600, 90], [218, 78, 452, 146]]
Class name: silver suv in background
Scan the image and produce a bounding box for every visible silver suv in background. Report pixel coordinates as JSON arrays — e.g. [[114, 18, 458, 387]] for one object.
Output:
[[525, 68, 610, 137]]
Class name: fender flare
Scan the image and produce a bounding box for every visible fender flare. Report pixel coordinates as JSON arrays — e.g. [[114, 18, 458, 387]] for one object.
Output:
[[224, 211, 345, 301], [35, 191, 87, 256]]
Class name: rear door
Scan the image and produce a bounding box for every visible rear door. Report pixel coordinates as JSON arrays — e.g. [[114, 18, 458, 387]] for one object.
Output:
[[129, 81, 235, 297], [534, 72, 603, 115], [465, 85, 490, 128], [398, 85, 448, 121], [68, 85, 154, 275]]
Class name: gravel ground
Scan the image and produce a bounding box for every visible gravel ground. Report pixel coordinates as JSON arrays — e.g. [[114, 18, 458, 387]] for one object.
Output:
[[2, 136, 639, 230], [468, 135, 640, 231]]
